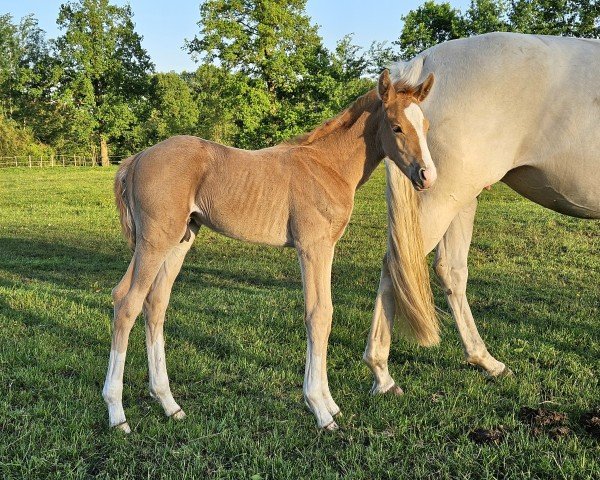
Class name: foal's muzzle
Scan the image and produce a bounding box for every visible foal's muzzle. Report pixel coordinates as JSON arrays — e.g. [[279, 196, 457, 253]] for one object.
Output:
[[410, 165, 436, 190]]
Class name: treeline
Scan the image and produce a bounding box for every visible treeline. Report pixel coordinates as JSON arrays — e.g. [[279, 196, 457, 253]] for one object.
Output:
[[1, 0, 598, 164]]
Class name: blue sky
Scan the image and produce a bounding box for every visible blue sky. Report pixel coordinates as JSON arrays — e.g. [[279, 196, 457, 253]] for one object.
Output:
[[1, 1, 472, 72]]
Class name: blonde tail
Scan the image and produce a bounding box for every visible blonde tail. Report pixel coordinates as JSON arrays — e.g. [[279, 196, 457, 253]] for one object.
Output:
[[385, 160, 439, 346], [114, 154, 138, 250]]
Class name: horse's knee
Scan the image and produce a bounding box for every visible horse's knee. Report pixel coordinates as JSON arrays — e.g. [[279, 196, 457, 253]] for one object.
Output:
[[113, 296, 142, 331], [144, 288, 168, 315], [305, 303, 333, 324], [363, 349, 384, 369]]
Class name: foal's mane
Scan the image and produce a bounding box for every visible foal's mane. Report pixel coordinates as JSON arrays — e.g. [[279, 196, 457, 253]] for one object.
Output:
[[287, 56, 426, 147], [287, 89, 380, 146]]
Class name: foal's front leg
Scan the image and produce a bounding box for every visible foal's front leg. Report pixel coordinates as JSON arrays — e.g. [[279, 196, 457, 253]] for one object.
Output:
[[297, 243, 340, 430]]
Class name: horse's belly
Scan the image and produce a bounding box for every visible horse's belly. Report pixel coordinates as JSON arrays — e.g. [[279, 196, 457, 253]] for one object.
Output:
[[193, 204, 293, 247], [502, 166, 600, 219]]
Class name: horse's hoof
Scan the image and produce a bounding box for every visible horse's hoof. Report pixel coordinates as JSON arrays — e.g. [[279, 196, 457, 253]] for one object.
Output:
[[323, 420, 339, 431], [370, 382, 403, 396], [113, 422, 131, 434], [495, 366, 514, 378], [170, 408, 186, 421], [386, 384, 404, 396]]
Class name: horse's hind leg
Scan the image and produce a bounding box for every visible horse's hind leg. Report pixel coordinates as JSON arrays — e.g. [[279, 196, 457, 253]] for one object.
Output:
[[143, 228, 197, 420], [433, 199, 509, 376], [363, 260, 404, 395], [103, 240, 174, 433]]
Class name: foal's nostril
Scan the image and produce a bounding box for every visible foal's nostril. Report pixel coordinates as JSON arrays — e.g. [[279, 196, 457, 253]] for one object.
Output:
[[419, 168, 427, 181]]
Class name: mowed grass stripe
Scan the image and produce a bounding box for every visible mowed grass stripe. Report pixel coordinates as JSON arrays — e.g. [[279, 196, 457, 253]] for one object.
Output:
[[0, 166, 598, 479]]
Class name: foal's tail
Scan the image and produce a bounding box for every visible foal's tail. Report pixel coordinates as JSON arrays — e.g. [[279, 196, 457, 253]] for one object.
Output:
[[114, 154, 138, 250], [385, 160, 439, 347]]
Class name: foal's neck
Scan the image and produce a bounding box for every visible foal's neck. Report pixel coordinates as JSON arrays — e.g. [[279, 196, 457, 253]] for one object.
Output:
[[299, 91, 385, 190]]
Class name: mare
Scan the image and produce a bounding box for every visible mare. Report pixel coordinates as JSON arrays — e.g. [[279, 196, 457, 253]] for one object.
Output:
[[364, 33, 600, 395]]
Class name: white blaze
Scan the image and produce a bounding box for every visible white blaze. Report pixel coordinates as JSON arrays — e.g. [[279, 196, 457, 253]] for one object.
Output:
[[404, 103, 436, 173]]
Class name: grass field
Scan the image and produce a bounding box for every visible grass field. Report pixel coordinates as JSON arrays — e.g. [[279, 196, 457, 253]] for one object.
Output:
[[0, 166, 598, 479]]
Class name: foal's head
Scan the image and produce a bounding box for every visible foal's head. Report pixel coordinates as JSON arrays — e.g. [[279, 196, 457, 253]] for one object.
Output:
[[377, 69, 437, 190]]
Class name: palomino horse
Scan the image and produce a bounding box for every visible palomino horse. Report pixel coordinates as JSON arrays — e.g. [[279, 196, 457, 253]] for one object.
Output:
[[103, 70, 439, 432], [364, 32, 600, 395]]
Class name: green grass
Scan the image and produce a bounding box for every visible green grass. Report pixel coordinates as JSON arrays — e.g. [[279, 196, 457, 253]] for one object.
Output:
[[0, 166, 598, 479]]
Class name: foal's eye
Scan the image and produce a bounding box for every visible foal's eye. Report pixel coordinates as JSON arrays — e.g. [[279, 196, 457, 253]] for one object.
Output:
[[392, 125, 403, 134]]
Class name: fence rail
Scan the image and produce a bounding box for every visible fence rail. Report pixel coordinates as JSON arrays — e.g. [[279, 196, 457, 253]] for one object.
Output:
[[0, 154, 126, 168]]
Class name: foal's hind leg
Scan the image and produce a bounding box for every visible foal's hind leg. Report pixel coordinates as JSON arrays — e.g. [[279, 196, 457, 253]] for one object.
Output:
[[143, 230, 196, 420], [103, 241, 174, 433], [433, 199, 509, 376]]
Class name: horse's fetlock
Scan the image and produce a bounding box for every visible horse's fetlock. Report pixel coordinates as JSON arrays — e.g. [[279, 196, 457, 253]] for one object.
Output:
[[303, 390, 322, 407], [103, 383, 122, 404]]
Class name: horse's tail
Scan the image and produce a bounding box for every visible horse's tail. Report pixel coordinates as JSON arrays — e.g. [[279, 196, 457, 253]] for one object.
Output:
[[385, 160, 439, 347], [114, 154, 138, 250]]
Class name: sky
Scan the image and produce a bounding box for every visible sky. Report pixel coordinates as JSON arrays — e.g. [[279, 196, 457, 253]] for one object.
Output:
[[1, 1, 472, 72]]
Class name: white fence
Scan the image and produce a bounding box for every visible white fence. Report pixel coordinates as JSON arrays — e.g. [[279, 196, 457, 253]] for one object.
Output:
[[0, 154, 125, 168]]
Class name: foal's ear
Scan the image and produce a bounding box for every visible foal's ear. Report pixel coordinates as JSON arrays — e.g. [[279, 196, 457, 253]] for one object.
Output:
[[378, 69, 395, 105], [414, 73, 435, 102]]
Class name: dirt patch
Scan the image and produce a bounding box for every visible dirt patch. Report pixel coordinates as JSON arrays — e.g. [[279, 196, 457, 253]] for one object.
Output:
[[431, 391, 445, 403], [580, 409, 600, 438], [468, 427, 505, 445], [519, 406, 570, 437]]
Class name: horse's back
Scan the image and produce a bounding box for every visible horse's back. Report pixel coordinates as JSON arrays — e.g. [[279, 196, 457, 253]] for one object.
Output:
[[418, 33, 600, 218]]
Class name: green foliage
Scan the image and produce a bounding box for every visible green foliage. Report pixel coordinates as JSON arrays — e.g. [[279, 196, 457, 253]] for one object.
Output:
[[398, 1, 467, 59], [0, 14, 59, 155], [510, 0, 600, 36], [0, 113, 52, 157], [53, 0, 154, 158], [396, 0, 600, 60], [140, 72, 200, 145], [187, 0, 372, 149], [466, 0, 511, 34]]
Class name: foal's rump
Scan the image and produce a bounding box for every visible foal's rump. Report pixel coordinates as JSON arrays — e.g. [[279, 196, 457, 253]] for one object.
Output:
[[114, 136, 209, 249]]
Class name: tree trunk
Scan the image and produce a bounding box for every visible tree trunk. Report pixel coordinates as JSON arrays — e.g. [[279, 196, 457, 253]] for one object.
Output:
[[100, 136, 110, 167]]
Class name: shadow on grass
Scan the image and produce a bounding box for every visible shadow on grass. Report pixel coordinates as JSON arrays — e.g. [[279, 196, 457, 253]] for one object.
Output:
[[2, 234, 597, 388]]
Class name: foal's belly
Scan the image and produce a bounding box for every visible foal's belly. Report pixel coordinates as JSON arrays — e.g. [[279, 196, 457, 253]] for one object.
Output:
[[502, 165, 600, 219]]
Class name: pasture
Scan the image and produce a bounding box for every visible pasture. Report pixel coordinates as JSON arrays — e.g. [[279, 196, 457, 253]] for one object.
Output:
[[0, 166, 598, 478]]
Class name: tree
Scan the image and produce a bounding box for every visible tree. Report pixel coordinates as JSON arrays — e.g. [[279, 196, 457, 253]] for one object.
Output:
[[186, 0, 370, 149], [182, 64, 238, 144], [393, 0, 600, 62], [466, 0, 510, 35], [53, 0, 153, 165], [510, 0, 600, 37], [0, 14, 58, 154], [397, 1, 467, 59], [140, 72, 200, 145]]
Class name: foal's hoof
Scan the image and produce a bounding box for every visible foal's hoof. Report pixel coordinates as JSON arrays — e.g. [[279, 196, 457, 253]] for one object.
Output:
[[495, 366, 514, 378], [386, 384, 404, 396], [169, 408, 186, 421], [370, 382, 404, 396], [112, 422, 131, 434], [323, 420, 339, 431], [485, 363, 513, 379]]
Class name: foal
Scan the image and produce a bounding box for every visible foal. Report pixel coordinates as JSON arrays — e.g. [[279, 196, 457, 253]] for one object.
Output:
[[103, 70, 438, 432]]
